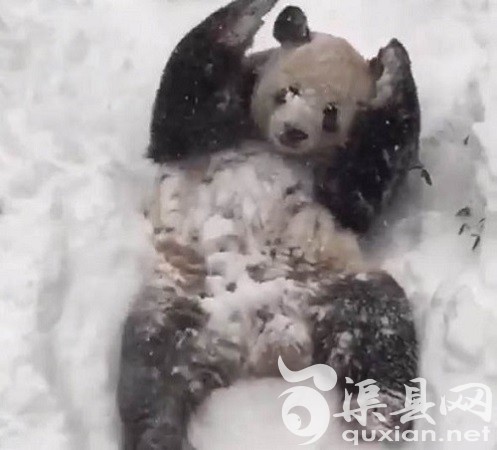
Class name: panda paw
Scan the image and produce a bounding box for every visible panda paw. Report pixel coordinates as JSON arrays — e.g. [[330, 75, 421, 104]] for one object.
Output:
[[212, 0, 280, 48], [281, 204, 364, 271], [247, 307, 312, 376], [370, 38, 416, 109]]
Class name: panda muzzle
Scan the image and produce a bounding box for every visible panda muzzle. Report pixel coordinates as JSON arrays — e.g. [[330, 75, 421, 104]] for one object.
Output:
[[280, 124, 309, 147]]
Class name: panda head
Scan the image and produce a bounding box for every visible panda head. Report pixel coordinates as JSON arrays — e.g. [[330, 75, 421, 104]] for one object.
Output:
[[251, 31, 375, 158]]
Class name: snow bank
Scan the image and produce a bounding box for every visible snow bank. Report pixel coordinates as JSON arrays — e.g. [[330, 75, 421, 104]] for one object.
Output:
[[0, 1, 162, 448], [0, 0, 496, 449]]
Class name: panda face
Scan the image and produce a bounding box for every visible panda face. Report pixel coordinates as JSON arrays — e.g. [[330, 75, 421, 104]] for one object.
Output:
[[266, 82, 347, 155], [251, 34, 375, 157]]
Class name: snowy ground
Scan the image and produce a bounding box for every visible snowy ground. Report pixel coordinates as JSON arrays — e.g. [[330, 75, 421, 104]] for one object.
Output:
[[0, 0, 496, 449]]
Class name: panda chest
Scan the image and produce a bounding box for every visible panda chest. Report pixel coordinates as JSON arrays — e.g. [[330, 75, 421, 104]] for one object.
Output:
[[152, 150, 362, 295], [154, 152, 314, 252]]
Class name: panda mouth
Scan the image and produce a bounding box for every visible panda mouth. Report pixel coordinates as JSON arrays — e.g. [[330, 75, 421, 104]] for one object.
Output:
[[278, 127, 309, 149]]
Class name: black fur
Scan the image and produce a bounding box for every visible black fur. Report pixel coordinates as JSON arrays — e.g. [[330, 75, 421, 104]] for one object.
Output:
[[312, 272, 417, 429], [118, 288, 242, 450], [119, 273, 417, 449], [315, 40, 421, 233], [273, 6, 311, 46], [148, 0, 278, 162]]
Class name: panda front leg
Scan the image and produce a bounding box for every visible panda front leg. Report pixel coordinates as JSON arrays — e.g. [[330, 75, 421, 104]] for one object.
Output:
[[315, 39, 421, 234], [118, 286, 245, 450], [310, 271, 418, 431], [149, 0, 279, 163]]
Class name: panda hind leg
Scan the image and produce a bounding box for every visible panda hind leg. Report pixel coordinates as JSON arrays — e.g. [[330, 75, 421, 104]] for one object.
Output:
[[310, 272, 418, 432], [117, 286, 244, 450]]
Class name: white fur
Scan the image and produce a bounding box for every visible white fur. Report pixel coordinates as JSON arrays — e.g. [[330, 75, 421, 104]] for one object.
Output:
[[151, 146, 363, 279], [251, 33, 374, 156], [150, 145, 365, 375]]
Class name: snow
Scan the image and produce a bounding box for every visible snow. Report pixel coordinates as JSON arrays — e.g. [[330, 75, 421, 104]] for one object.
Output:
[[0, 0, 497, 449]]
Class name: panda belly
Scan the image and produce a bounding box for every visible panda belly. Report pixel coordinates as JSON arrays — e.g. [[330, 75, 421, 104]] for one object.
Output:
[[150, 145, 363, 375]]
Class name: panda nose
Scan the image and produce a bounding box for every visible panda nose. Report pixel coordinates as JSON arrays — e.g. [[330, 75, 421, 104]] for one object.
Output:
[[280, 124, 309, 146]]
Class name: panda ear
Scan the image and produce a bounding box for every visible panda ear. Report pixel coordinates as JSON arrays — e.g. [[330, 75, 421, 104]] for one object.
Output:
[[273, 6, 311, 46]]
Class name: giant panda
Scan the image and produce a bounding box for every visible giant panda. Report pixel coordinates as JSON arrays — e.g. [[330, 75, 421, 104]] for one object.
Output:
[[118, 1, 420, 449]]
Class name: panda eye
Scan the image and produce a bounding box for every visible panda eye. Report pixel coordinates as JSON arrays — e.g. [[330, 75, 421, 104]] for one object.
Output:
[[274, 86, 301, 105], [274, 88, 287, 105], [322, 103, 339, 132], [288, 85, 300, 96]]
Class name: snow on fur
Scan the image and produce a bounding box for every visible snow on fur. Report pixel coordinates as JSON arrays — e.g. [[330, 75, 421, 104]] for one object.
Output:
[[0, 1, 496, 449]]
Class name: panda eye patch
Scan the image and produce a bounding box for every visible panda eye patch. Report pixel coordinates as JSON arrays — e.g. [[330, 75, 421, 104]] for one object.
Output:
[[288, 85, 300, 96], [322, 103, 339, 132], [274, 88, 288, 105], [274, 85, 301, 105]]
